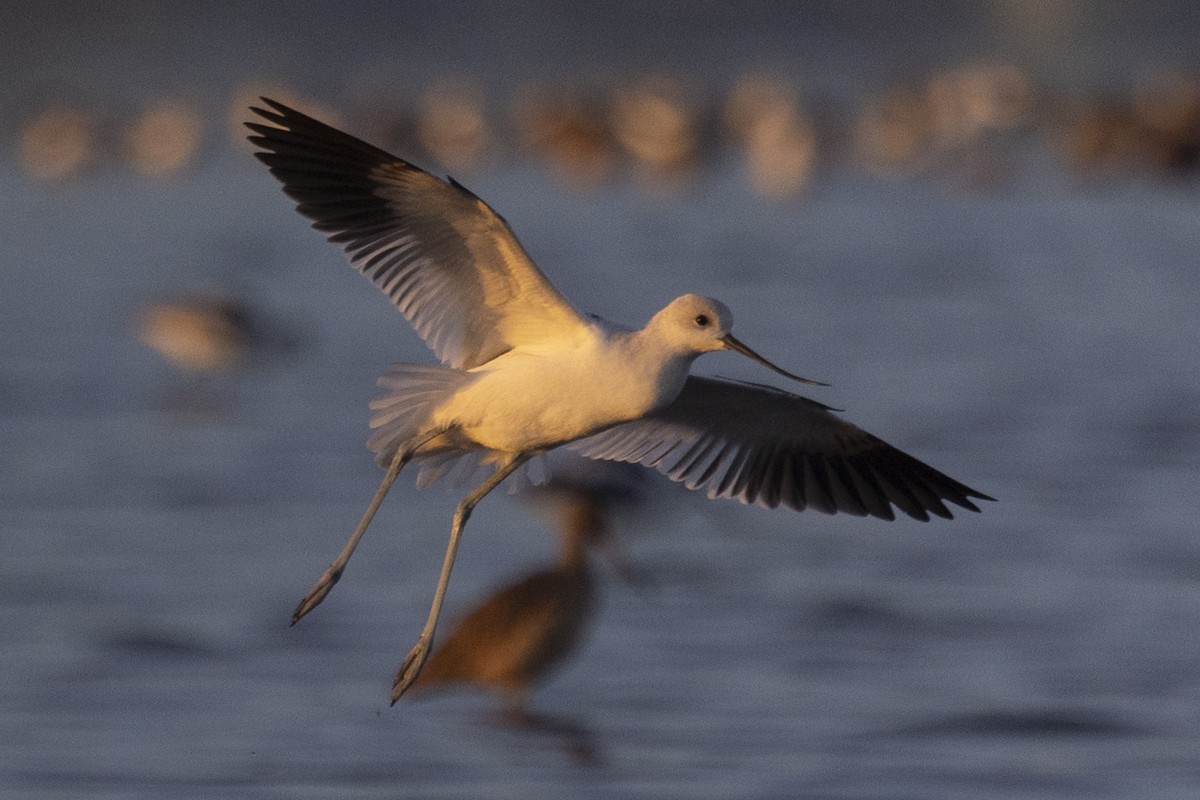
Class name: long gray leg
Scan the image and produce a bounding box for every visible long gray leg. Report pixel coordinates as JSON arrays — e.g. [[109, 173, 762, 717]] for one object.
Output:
[[391, 453, 531, 703], [291, 433, 441, 625]]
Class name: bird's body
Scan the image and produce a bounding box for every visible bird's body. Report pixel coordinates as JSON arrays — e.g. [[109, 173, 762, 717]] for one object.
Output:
[[246, 98, 994, 703], [371, 298, 713, 468]]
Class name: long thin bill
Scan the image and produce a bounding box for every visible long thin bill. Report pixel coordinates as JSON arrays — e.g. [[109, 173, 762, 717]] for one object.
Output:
[[722, 334, 829, 386]]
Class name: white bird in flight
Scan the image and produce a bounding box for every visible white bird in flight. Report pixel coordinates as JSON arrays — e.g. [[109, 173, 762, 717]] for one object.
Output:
[[246, 98, 993, 702]]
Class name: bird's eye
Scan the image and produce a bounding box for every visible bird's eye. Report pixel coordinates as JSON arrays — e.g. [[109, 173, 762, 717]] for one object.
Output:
[[694, 314, 710, 328]]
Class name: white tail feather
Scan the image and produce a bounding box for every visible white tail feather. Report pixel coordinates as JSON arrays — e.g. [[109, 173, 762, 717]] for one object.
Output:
[[366, 363, 474, 468]]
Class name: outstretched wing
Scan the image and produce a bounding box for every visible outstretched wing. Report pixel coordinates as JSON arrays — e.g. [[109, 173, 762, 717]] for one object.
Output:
[[572, 376, 994, 521], [247, 98, 587, 369]]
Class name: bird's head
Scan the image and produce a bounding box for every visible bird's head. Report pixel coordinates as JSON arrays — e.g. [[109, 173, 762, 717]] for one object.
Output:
[[654, 294, 827, 386]]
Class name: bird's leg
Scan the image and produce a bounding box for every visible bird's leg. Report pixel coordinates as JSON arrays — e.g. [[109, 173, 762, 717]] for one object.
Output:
[[391, 454, 531, 704], [291, 442, 415, 625]]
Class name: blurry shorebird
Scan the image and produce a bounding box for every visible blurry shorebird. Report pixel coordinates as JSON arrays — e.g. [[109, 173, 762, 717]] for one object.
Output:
[[136, 294, 299, 374], [246, 98, 993, 701], [136, 295, 260, 373], [407, 467, 636, 711]]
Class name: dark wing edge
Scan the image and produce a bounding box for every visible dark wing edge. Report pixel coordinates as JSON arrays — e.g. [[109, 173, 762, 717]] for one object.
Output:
[[571, 376, 995, 522]]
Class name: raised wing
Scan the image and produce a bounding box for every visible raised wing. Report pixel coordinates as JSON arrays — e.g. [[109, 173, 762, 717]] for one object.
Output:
[[246, 98, 586, 369], [572, 376, 993, 521]]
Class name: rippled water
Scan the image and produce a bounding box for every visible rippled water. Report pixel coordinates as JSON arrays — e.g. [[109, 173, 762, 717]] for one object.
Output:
[[4, 5, 1200, 799]]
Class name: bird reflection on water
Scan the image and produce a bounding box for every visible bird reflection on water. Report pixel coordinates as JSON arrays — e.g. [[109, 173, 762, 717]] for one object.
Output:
[[408, 464, 643, 763]]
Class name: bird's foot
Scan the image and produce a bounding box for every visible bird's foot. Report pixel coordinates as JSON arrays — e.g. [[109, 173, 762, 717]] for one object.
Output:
[[390, 636, 431, 705], [290, 565, 343, 625]]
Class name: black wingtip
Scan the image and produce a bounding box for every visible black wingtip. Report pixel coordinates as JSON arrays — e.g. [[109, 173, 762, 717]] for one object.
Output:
[[255, 96, 291, 116], [968, 489, 998, 505], [245, 97, 323, 136], [245, 103, 285, 141], [944, 487, 995, 516]]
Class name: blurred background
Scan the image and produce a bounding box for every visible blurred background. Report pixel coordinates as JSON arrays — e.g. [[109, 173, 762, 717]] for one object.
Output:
[[3, 1, 1199, 797]]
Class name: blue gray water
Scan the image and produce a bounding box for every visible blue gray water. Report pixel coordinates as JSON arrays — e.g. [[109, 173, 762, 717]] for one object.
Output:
[[4, 3, 1200, 798]]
